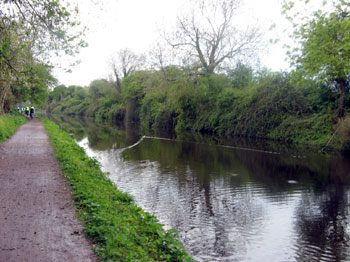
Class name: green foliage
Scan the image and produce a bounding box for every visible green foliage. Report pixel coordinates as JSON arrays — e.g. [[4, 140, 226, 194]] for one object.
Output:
[[47, 65, 339, 149], [0, 0, 85, 113], [41, 117, 193, 262], [122, 71, 152, 103], [48, 85, 67, 103], [290, 5, 350, 80], [191, 72, 311, 139], [290, 70, 338, 113], [283, 0, 350, 117], [17, 63, 55, 105], [268, 113, 333, 145], [331, 116, 350, 152], [0, 114, 26, 142], [140, 92, 174, 130], [227, 62, 255, 89], [47, 80, 123, 121], [175, 92, 199, 132]]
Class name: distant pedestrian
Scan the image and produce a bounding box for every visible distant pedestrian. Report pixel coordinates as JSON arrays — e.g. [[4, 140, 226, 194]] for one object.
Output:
[[30, 106, 35, 119], [25, 106, 29, 117]]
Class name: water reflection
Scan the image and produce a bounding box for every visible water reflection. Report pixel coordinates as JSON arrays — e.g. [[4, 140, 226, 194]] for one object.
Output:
[[295, 185, 350, 261], [47, 115, 350, 262]]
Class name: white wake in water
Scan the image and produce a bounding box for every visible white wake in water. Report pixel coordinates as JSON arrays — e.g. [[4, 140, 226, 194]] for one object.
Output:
[[120, 135, 280, 155]]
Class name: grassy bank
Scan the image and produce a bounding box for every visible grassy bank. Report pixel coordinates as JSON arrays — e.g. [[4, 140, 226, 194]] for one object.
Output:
[[0, 114, 27, 142], [41, 117, 192, 262]]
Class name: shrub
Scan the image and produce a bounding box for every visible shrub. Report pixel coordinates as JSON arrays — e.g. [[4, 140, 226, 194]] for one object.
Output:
[[331, 116, 350, 152]]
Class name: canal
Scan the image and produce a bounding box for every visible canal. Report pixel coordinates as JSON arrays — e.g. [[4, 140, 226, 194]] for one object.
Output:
[[49, 115, 350, 262]]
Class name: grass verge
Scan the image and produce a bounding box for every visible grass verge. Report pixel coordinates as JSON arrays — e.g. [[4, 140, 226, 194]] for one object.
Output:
[[0, 113, 27, 142], [40, 117, 193, 262]]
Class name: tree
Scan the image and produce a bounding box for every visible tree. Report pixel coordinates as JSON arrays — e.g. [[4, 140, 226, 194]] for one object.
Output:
[[48, 84, 67, 103], [0, 0, 86, 113], [109, 49, 145, 91], [227, 62, 254, 89], [88, 79, 116, 99], [283, 0, 350, 118], [165, 0, 262, 77], [17, 62, 56, 106], [1, 0, 86, 60]]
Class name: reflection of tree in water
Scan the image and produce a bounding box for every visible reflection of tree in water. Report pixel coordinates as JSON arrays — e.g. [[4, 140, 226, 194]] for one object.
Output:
[[122, 136, 350, 261], [294, 159, 350, 262], [47, 114, 140, 150], [236, 147, 350, 261], [123, 139, 265, 260], [125, 121, 142, 146], [294, 185, 350, 261], [47, 114, 88, 141], [175, 173, 265, 261]]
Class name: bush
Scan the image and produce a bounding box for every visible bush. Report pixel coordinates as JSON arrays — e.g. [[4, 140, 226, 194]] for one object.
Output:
[[268, 113, 333, 145], [331, 116, 350, 152]]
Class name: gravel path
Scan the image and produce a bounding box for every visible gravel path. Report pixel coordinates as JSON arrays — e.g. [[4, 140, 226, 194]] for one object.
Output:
[[0, 118, 97, 262]]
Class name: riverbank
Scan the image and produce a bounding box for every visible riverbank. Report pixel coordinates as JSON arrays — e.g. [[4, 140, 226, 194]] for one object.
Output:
[[46, 70, 350, 152], [40, 117, 193, 261], [0, 118, 97, 261]]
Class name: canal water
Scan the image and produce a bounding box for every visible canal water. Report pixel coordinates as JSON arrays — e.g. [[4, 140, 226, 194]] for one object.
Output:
[[49, 115, 350, 262]]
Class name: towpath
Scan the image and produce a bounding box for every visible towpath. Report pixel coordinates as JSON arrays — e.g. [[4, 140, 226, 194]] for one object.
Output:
[[0, 118, 97, 262]]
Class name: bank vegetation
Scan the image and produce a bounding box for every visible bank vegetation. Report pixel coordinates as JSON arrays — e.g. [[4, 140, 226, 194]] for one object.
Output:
[[46, 64, 350, 152]]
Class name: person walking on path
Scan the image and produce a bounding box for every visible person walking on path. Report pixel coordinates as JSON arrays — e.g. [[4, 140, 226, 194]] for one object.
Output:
[[24, 106, 29, 117], [0, 118, 97, 262], [30, 105, 35, 119]]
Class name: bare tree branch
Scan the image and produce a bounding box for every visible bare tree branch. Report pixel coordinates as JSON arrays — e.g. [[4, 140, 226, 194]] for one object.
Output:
[[109, 48, 145, 91], [165, 0, 262, 76]]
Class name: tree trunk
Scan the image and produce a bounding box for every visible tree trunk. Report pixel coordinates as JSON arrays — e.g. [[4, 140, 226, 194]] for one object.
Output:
[[116, 76, 122, 93], [113, 68, 122, 92], [0, 83, 11, 115], [337, 79, 346, 118]]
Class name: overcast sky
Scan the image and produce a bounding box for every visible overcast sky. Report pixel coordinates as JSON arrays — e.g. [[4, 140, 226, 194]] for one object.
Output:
[[54, 0, 292, 87]]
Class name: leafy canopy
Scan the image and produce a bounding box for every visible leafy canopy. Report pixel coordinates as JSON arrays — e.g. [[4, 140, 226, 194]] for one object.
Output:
[[283, 0, 350, 117], [285, 1, 350, 80], [0, 0, 86, 112]]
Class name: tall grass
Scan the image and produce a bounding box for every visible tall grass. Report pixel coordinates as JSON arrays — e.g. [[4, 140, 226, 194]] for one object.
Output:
[[0, 113, 26, 142]]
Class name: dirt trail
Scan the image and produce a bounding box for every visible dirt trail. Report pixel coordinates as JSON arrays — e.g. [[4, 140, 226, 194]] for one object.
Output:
[[0, 118, 97, 262]]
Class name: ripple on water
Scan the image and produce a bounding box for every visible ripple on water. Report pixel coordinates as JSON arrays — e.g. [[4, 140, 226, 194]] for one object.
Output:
[[292, 240, 350, 262], [76, 135, 350, 262]]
